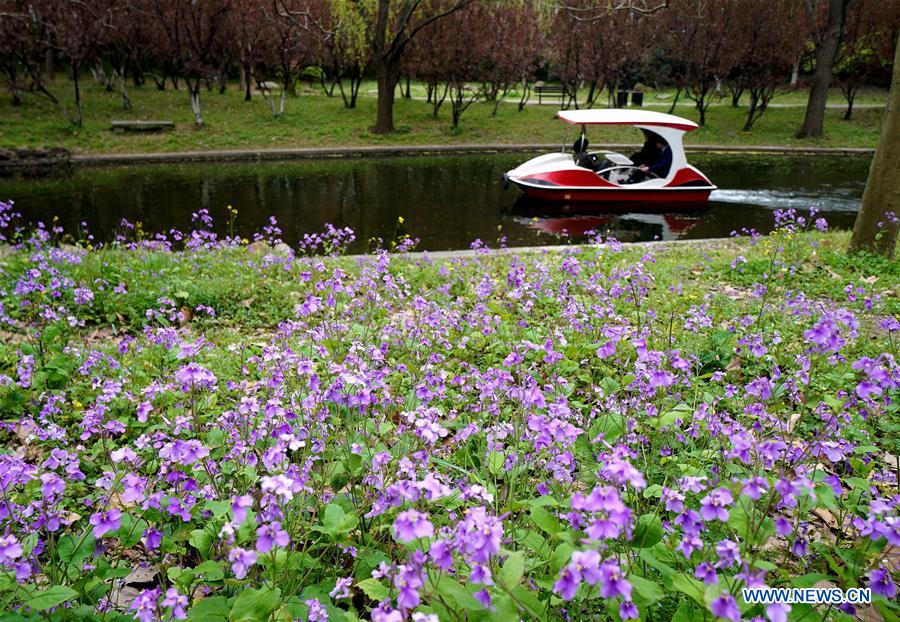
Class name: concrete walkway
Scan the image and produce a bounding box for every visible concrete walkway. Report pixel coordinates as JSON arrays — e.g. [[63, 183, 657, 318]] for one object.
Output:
[[71, 143, 874, 167]]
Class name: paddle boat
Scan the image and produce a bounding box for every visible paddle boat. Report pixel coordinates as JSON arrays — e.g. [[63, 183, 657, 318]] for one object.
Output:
[[503, 109, 716, 204]]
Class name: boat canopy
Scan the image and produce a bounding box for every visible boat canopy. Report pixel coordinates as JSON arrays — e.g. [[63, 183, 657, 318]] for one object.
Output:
[[556, 109, 699, 132]]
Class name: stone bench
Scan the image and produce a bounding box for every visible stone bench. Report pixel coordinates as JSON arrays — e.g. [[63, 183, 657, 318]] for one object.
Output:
[[111, 120, 174, 132]]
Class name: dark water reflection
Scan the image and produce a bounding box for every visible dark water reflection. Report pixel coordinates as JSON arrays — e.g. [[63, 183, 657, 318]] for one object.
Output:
[[2, 153, 869, 252]]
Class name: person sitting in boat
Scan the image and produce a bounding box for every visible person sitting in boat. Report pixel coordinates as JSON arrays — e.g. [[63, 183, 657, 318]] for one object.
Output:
[[640, 135, 672, 178], [629, 130, 662, 167], [572, 136, 601, 171], [629, 133, 671, 182]]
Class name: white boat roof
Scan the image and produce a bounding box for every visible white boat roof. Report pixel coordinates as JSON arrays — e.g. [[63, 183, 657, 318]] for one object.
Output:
[[557, 109, 699, 132]]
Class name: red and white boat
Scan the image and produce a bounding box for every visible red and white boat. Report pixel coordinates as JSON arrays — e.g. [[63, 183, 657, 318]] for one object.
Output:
[[504, 109, 716, 204]]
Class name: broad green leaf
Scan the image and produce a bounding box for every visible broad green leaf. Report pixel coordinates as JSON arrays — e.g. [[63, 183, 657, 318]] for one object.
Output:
[[629, 575, 663, 606], [671, 572, 706, 606], [356, 578, 388, 601], [499, 551, 525, 588], [530, 506, 561, 536], [487, 451, 506, 477], [25, 585, 79, 611], [189, 529, 214, 554], [632, 514, 663, 549], [187, 596, 229, 621], [322, 503, 356, 536], [58, 534, 96, 565], [229, 587, 281, 622]]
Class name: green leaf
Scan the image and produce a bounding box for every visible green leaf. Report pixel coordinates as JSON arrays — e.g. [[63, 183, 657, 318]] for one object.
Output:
[[58, 534, 96, 565], [190, 529, 214, 554], [791, 573, 834, 588], [487, 451, 506, 477], [530, 506, 561, 536], [429, 576, 482, 611], [193, 560, 226, 582], [322, 503, 356, 536], [642, 484, 663, 499], [499, 551, 525, 588], [638, 547, 675, 578], [630, 575, 664, 606], [671, 572, 706, 606], [632, 514, 663, 549], [671, 600, 697, 622], [550, 543, 575, 575], [25, 585, 79, 611], [187, 596, 229, 621], [229, 587, 281, 622], [356, 578, 389, 601]]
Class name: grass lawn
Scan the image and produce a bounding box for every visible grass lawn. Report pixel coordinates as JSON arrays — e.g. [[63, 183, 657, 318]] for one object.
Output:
[[1, 204, 898, 620], [0, 79, 887, 154]]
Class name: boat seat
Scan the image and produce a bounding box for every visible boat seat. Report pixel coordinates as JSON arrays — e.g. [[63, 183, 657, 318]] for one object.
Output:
[[600, 152, 633, 166]]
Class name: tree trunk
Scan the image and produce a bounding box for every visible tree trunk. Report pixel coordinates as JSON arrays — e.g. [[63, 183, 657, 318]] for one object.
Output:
[[798, 0, 849, 138], [373, 61, 398, 134], [116, 69, 132, 111], [44, 49, 55, 81], [242, 67, 252, 101], [849, 33, 900, 257], [72, 63, 83, 128], [189, 81, 204, 127]]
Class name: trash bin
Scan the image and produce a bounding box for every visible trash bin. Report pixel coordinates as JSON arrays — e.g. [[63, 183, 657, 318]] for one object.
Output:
[[617, 90, 629, 107], [632, 91, 644, 107]]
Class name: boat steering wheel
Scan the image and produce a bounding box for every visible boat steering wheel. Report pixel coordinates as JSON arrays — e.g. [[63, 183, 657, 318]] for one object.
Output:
[[597, 165, 660, 182]]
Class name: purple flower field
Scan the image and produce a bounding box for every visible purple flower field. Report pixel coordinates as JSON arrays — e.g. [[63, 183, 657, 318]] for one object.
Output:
[[0, 199, 897, 622]]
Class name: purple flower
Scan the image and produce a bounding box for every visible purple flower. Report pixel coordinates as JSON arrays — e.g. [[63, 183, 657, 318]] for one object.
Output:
[[129, 588, 161, 622], [393, 510, 434, 543], [867, 567, 897, 599], [0, 535, 23, 563], [695, 562, 718, 584], [766, 603, 790, 622], [142, 528, 162, 551], [700, 488, 733, 522], [855, 381, 882, 399], [231, 495, 253, 525], [40, 473, 65, 498], [620, 600, 639, 620], [474, 588, 492, 609], [73, 287, 94, 305], [745, 377, 772, 400], [710, 593, 741, 622], [599, 560, 632, 600], [648, 369, 675, 389], [228, 547, 257, 579], [775, 517, 793, 537], [454, 507, 502, 563], [89, 509, 121, 538], [329, 577, 352, 600], [162, 588, 188, 620], [429, 539, 453, 570], [174, 362, 217, 391], [256, 521, 290, 553], [305, 598, 328, 621]]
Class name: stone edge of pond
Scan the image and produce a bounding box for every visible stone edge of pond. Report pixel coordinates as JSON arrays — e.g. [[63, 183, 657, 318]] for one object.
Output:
[[62, 144, 876, 168]]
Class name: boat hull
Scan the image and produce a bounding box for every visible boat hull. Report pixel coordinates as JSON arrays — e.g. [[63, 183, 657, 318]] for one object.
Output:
[[509, 179, 714, 205]]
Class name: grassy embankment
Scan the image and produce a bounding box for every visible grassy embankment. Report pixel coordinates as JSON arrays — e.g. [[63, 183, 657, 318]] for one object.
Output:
[[1, 218, 899, 620], [0, 80, 887, 154]]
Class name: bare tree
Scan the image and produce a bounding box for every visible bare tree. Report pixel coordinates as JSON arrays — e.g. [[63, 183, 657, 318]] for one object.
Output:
[[797, 0, 853, 138], [339, 0, 474, 133], [146, 0, 234, 127], [729, 0, 805, 131]]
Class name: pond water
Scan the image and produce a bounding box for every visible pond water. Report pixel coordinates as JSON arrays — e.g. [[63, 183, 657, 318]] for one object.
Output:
[[2, 153, 869, 252]]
